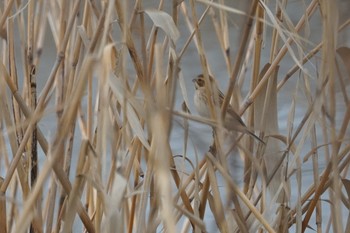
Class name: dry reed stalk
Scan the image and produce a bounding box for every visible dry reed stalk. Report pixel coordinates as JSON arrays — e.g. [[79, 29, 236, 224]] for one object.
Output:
[[244, 3, 264, 195], [44, 177, 57, 233], [7, 15, 31, 200], [198, 172, 209, 219], [0, 0, 15, 38], [26, 1, 41, 232], [241, 0, 319, 114], [278, 19, 350, 92], [188, 0, 218, 131], [206, 160, 231, 232], [61, 139, 89, 232], [287, 142, 350, 225], [178, 1, 210, 62], [208, 2, 231, 75], [115, 0, 145, 88], [13, 54, 95, 233], [206, 153, 276, 233], [3, 1, 96, 231], [220, 0, 258, 115], [302, 1, 343, 231], [300, 47, 324, 232], [247, 63, 270, 200]]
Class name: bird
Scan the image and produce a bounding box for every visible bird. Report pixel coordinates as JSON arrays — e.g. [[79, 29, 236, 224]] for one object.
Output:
[[192, 74, 264, 143]]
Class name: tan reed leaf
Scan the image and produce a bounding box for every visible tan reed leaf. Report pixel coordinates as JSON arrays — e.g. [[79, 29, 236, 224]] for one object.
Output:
[[108, 77, 150, 150], [206, 153, 276, 233], [144, 9, 180, 43], [255, 64, 291, 204]]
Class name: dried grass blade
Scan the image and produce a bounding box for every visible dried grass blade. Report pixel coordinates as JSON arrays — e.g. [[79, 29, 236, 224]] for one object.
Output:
[[206, 161, 230, 233], [144, 9, 180, 43], [0, 0, 15, 39], [206, 153, 276, 233], [44, 179, 57, 233], [103, 172, 128, 232], [256, 64, 290, 203], [241, 0, 319, 113], [62, 139, 89, 232], [108, 77, 150, 150], [13, 55, 96, 233], [1, 60, 93, 231], [220, 0, 259, 115], [169, 157, 195, 223]]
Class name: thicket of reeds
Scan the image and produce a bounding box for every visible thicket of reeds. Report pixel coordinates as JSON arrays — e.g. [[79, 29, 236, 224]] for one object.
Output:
[[0, 0, 350, 232]]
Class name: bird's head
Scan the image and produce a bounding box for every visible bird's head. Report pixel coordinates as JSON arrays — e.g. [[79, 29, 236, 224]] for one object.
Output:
[[192, 74, 214, 90]]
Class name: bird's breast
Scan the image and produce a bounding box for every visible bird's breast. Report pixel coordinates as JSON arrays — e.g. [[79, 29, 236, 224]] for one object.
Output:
[[194, 90, 211, 118]]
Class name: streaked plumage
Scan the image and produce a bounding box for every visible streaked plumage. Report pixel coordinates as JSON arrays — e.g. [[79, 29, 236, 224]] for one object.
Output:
[[193, 74, 263, 143]]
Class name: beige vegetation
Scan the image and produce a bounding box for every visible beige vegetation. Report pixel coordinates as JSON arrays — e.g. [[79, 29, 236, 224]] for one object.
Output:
[[0, 0, 350, 232]]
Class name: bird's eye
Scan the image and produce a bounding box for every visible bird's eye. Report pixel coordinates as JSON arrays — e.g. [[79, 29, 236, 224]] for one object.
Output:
[[197, 79, 205, 87]]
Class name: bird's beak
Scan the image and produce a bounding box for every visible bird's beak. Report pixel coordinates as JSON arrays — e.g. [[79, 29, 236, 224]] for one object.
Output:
[[192, 78, 198, 89]]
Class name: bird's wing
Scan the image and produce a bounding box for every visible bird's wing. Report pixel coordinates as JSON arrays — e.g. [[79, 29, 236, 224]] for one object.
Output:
[[215, 87, 246, 127]]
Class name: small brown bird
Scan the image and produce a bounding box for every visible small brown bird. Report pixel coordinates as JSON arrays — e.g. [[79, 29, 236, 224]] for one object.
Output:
[[193, 74, 263, 143]]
